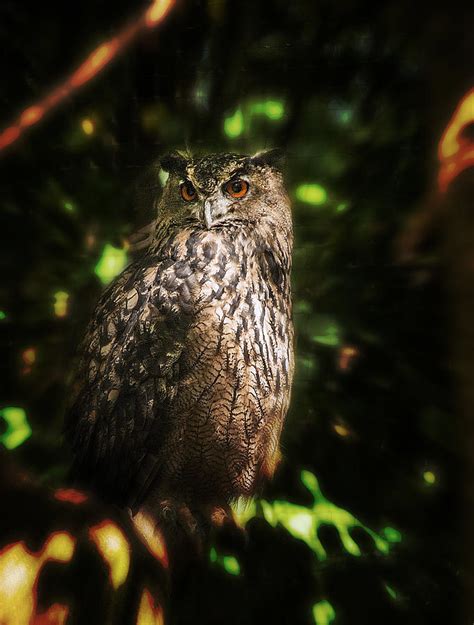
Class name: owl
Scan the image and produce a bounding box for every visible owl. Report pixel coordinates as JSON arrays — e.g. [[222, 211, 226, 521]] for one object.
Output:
[[65, 150, 294, 542]]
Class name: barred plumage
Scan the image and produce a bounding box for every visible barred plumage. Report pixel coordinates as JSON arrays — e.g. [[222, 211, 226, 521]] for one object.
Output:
[[65, 150, 294, 535]]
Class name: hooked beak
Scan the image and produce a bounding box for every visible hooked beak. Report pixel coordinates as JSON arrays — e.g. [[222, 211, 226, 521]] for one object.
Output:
[[203, 199, 214, 229]]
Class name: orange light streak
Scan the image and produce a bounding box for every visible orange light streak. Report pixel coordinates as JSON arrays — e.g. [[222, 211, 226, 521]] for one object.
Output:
[[54, 488, 88, 504], [0, 532, 75, 625], [20, 106, 44, 127], [70, 41, 121, 89], [0, 0, 175, 153], [438, 88, 474, 193], [338, 345, 358, 372]]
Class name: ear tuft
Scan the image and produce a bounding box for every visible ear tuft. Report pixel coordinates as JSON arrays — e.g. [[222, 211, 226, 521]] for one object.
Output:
[[251, 148, 285, 171], [160, 152, 188, 175]]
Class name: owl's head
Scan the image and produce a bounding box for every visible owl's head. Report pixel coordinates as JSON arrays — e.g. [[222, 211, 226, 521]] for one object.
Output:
[[156, 150, 291, 236]]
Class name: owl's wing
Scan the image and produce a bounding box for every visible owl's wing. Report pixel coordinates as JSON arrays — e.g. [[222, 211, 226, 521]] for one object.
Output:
[[65, 253, 191, 509]]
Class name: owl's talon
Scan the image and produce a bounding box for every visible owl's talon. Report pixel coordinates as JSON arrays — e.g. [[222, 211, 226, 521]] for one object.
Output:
[[152, 498, 209, 561]]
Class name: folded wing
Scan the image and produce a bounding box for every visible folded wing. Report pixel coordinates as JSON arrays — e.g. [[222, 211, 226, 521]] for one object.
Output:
[[65, 254, 190, 508]]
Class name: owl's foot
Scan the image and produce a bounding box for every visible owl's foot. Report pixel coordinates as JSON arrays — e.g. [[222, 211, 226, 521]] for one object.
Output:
[[154, 498, 207, 560], [206, 503, 248, 553], [200, 502, 234, 529], [136, 497, 244, 569]]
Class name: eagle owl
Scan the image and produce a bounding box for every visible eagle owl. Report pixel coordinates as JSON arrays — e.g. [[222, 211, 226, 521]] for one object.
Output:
[[65, 150, 294, 538]]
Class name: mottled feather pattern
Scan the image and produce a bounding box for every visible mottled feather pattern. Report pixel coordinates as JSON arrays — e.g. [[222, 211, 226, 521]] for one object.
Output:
[[65, 150, 294, 523]]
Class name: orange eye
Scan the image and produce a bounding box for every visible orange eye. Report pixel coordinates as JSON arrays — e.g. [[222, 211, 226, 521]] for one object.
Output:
[[225, 178, 249, 198], [180, 181, 196, 201]]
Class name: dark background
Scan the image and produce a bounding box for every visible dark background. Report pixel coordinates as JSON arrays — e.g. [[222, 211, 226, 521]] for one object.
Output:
[[1, 1, 473, 623]]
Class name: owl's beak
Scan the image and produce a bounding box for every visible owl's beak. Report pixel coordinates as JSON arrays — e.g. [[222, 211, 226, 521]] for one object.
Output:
[[203, 199, 214, 229]]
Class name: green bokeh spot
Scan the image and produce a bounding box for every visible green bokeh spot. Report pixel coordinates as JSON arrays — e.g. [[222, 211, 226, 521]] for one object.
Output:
[[311, 318, 341, 347], [296, 184, 328, 206], [223, 99, 285, 138], [95, 244, 128, 285], [249, 99, 285, 120], [423, 470, 436, 485], [300, 469, 319, 494], [0, 310, 6, 320], [224, 108, 244, 138], [222, 556, 240, 576], [294, 300, 312, 314], [265, 100, 285, 120], [0, 407, 32, 450], [299, 355, 318, 371], [385, 584, 397, 600], [382, 527, 402, 543], [53, 290, 69, 317], [209, 547, 241, 576], [63, 200, 75, 212], [313, 600, 335, 625], [338, 110, 351, 124]]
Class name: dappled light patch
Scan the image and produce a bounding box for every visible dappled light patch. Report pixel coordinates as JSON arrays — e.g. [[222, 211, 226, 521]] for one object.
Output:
[[89, 520, 130, 589], [224, 99, 286, 138], [312, 600, 335, 625], [0, 407, 32, 450], [438, 88, 474, 192], [136, 587, 165, 625], [209, 547, 241, 576], [234, 469, 401, 561], [0, 533, 75, 625], [94, 244, 128, 285]]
